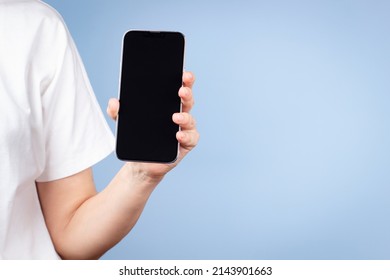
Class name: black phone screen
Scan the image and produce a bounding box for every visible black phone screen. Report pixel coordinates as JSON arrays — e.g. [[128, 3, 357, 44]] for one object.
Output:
[[116, 31, 185, 163]]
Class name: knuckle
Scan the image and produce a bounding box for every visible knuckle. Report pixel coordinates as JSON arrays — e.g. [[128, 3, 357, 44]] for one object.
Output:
[[185, 113, 195, 126], [192, 117, 197, 127], [184, 113, 192, 124], [191, 131, 200, 147]]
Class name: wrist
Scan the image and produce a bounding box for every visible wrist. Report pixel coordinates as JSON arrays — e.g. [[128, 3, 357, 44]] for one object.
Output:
[[121, 162, 165, 186]]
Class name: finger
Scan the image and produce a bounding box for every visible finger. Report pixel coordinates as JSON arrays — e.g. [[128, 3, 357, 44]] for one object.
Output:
[[177, 129, 200, 150], [182, 71, 195, 89], [106, 98, 120, 121], [172, 112, 196, 130], [179, 86, 194, 113]]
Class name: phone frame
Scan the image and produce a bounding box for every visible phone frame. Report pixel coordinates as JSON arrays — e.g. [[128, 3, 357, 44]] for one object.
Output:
[[115, 30, 185, 163]]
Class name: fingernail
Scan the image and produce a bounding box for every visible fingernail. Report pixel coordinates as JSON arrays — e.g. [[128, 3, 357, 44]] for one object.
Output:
[[178, 131, 185, 140], [181, 87, 189, 96], [183, 71, 189, 79], [175, 114, 184, 122]]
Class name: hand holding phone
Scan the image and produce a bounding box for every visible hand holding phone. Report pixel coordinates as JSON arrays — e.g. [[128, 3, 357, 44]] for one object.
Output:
[[116, 30, 185, 163]]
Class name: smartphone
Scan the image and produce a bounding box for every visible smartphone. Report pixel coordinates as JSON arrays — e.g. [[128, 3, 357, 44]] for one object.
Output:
[[116, 30, 185, 163]]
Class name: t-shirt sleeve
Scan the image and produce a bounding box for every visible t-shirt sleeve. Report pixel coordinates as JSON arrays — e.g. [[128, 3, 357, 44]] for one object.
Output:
[[35, 11, 115, 182]]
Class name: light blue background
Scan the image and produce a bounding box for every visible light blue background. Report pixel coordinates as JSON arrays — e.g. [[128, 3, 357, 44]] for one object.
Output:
[[45, 0, 390, 259]]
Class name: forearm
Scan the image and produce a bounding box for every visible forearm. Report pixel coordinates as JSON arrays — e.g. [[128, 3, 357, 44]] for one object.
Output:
[[38, 71, 198, 260], [54, 164, 162, 260]]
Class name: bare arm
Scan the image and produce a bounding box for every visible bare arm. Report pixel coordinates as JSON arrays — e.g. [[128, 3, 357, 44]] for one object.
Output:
[[36, 72, 199, 259]]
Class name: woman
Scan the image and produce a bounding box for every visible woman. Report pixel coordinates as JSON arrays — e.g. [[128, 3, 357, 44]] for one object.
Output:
[[0, 0, 199, 259]]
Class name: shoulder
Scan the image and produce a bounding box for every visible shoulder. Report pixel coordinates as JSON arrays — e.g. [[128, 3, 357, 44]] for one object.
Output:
[[1, 0, 66, 29], [1, 0, 72, 56]]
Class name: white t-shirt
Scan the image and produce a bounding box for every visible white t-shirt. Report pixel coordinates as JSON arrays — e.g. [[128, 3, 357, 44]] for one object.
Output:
[[0, 0, 115, 259]]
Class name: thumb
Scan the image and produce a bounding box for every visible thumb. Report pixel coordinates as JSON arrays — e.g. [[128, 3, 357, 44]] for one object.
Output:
[[106, 98, 120, 121]]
